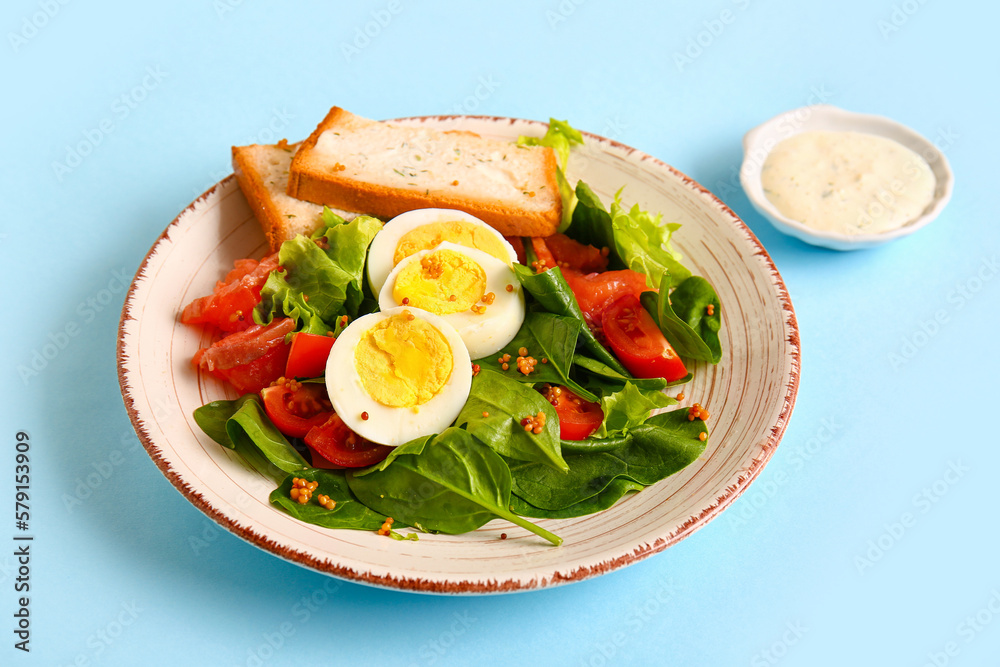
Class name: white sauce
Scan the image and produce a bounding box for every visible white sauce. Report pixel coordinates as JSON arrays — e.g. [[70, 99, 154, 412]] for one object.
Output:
[[760, 131, 936, 235]]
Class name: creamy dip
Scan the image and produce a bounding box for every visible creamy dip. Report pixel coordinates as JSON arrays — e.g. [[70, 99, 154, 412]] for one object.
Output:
[[760, 130, 936, 235]]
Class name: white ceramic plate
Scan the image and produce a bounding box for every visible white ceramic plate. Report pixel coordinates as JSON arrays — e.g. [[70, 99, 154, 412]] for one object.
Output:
[[740, 104, 954, 250], [118, 116, 799, 594]]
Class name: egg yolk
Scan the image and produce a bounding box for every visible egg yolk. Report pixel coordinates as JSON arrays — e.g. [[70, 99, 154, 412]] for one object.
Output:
[[354, 312, 453, 408], [393, 221, 510, 267], [392, 249, 486, 315]]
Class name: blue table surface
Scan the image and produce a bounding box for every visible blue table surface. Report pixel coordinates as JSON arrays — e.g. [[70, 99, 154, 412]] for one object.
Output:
[[2, 1, 998, 664]]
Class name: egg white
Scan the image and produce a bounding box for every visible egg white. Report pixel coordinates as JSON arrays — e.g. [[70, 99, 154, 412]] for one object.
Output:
[[366, 208, 519, 296], [377, 242, 525, 360], [324, 306, 472, 447]]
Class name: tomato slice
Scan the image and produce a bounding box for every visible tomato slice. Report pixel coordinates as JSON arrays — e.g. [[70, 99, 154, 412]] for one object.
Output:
[[304, 442, 344, 470], [505, 235, 526, 265], [541, 234, 609, 273], [541, 385, 604, 441], [304, 414, 393, 468], [181, 253, 280, 332], [192, 318, 295, 394], [562, 268, 651, 328], [285, 333, 336, 379], [260, 383, 334, 439], [528, 236, 557, 272], [601, 294, 688, 381]]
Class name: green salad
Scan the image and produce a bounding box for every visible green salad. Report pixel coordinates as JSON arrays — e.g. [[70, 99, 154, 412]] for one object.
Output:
[[184, 121, 722, 546]]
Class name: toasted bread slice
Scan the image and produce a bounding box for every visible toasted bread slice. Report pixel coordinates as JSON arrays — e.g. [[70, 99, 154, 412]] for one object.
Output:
[[286, 107, 562, 237], [232, 141, 361, 252]]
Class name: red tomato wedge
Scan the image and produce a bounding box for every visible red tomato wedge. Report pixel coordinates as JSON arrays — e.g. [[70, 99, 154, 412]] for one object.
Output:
[[285, 333, 336, 379], [192, 318, 295, 394], [304, 414, 393, 468], [601, 295, 687, 381], [305, 442, 345, 470], [529, 236, 557, 271], [505, 235, 526, 265], [541, 234, 609, 273], [562, 268, 651, 327], [260, 383, 334, 439], [542, 385, 604, 441], [181, 253, 280, 332]]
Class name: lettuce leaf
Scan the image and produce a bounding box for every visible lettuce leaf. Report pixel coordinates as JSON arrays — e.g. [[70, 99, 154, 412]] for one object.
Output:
[[254, 213, 383, 334], [609, 188, 691, 289], [568, 182, 692, 290], [591, 381, 677, 439]]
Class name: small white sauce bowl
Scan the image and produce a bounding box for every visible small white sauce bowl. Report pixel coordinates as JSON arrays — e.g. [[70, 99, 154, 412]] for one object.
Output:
[[740, 104, 954, 250]]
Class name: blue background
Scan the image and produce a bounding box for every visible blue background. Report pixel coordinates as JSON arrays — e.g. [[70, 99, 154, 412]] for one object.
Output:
[[2, 1, 997, 665]]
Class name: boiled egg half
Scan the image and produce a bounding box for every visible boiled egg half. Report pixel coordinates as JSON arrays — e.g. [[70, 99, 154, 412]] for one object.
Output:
[[377, 242, 525, 360], [325, 306, 472, 447], [367, 208, 519, 295]]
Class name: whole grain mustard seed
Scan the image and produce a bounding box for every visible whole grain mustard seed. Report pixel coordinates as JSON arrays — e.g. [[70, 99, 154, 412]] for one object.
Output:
[[687, 403, 710, 422], [290, 477, 319, 504], [520, 410, 547, 435], [516, 355, 537, 375], [377, 517, 395, 536]]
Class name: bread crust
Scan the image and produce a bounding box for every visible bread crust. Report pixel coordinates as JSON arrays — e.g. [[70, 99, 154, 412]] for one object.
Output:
[[232, 144, 288, 252], [287, 107, 562, 237]]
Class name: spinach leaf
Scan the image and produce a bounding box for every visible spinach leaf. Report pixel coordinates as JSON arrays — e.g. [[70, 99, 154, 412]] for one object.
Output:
[[270, 468, 388, 530], [510, 478, 646, 519], [455, 369, 567, 472], [193, 395, 309, 476], [513, 263, 629, 376], [572, 355, 671, 395], [473, 311, 597, 403], [347, 428, 561, 545], [559, 433, 633, 454], [508, 410, 706, 511], [255, 214, 383, 333], [641, 272, 722, 364], [566, 181, 624, 269]]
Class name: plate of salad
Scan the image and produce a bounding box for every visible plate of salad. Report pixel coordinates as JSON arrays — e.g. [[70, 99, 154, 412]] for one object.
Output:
[[117, 115, 799, 593]]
